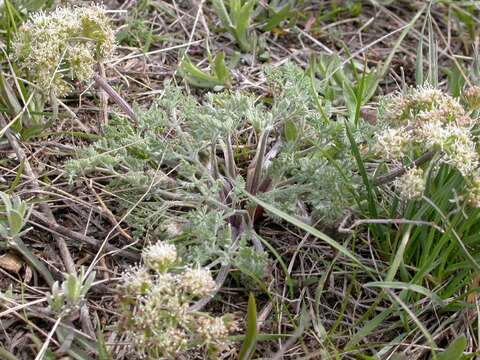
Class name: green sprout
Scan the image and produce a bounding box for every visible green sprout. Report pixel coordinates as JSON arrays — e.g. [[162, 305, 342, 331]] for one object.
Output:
[[0, 192, 54, 285], [48, 267, 96, 315], [179, 52, 232, 89], [211, 0, 256, 53]]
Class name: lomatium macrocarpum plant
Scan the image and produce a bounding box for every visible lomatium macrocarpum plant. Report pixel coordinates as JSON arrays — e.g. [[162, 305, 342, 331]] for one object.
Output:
[[118, 241, 237, 359], [375, 84, 480, 204], [13, 4, 115, 98], [66, 63, 374, 289]]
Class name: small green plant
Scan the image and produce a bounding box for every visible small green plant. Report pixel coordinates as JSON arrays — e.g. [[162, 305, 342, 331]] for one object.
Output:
[[211, 0, 309, 53], [0, 191, 31, 239], [47, 267, 96, 315], [118, 242, 237, 359], [179, 52, 231, 89], [313, 53, 379, 123], [0, 191, 54, 285], [257, 0, 300, 32], [211, 0, 256, 52]]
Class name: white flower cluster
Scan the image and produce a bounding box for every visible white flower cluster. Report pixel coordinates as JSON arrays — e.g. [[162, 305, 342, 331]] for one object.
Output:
[[394, 167, 425, 200], [119, 242, 236, 358], [197, 317, 230, 344], [380, 85, 464, 124], [181, 267, 217, 297], [14, 5, 115, 97], [376, 128, 409, 160], [376, 85, 480, 205]]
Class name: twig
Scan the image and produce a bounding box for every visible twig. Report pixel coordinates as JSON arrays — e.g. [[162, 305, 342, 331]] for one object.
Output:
[[93, 73, 138, 124], [30, 210, 140, 261], [338, 217, 445, 234], [88, 181, 133, 242], [373, 151, 436, 186], [97, 63, 109, 128]]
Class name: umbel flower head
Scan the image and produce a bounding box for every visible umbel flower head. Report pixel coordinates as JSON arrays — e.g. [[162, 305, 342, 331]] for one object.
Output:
[[394, 167, 425, 200], [13, 4, 115, 97], [143, 241, 178, 272], [181, 267, 216, 298], [379, 85, 465, 125]]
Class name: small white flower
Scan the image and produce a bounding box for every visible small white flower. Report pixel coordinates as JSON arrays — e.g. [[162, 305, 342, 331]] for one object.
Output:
[[121, 265, 151, 293], [394, 167, 425, 200], [68, 44, 95, 81], [442, 125, 479, 177], [414, 85, 443, 105], [181, 267, 216, 298], [164, 221, 183, 237], [197, 316, 229, 344], [376, 127, 409, 160], [415, 120, 449, 149], [158, 328, 189, 354], [118, 259, 234, 357], [143, 242, 177, 272]]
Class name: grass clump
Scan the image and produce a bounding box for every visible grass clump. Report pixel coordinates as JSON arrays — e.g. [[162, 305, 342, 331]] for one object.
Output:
[[367, 84, 480, 308]]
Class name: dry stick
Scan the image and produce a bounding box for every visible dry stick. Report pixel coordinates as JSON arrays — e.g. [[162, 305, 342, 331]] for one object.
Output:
[[88, 181, 133, 242], [0, 114, 76, 275], [30, 210, 140, 262], [93, 73, 138, 124], [97, 63, 109, 129], [373, 151, 436, 186], [339, 218, 445, 234]]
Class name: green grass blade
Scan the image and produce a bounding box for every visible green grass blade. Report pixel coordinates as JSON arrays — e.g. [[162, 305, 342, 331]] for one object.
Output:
[[365, 281, 444, 306], [238, 292, 258, 360], [245, 192, 374, 274], [437, 335, 467, 360], [386, 226, 412, 282], [344, 121, 378, 220], [345, 309, 392, 350]]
